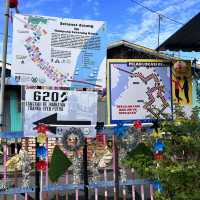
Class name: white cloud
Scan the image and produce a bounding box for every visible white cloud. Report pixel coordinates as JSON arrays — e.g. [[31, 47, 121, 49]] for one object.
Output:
[[122, 0, 200, 49]]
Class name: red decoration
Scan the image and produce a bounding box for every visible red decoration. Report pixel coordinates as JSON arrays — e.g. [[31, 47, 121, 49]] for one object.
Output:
[[154, 152, 164, 161], [9, 0, 18, 8], [34, 124, 48, 133], [36, 160, 47, 171], [134, 120, 142, 129]]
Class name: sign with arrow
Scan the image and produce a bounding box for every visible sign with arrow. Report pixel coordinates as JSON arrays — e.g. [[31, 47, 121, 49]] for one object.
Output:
[[24, 87, 97, 137]]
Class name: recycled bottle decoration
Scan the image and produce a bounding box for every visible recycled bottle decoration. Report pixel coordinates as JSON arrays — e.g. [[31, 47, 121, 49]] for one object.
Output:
[[134, 120, 142, 129], [6, 150, 32, 188], [36, 146, 47, 159], [62, 127, 84, 152], [36, 160, 47, 171], [154, 152, 164, 161], [153, 139, 165, 153], [35, 124, 48, 171], [153, 180, 163, 192], [9, 0, 18, 8], [119, 127, 141, 152]]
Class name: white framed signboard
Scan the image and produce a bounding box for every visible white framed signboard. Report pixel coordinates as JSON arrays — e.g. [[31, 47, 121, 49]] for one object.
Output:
[[12, 14, 106, 88], [24, 87, 98, 137]]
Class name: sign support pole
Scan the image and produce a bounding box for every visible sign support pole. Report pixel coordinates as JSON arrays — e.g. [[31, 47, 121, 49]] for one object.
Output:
[[0, 0, 9, 131], [35, 138, 40, 200], [0, 1, 9, 200], [83, 138, 89, 200]]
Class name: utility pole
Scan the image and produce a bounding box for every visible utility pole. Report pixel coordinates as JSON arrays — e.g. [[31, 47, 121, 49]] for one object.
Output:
[[157, 14, 161, 50], [0, 0, 9, 132]]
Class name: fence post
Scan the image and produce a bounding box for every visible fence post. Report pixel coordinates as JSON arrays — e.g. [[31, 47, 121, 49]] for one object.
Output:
[[113, 134, 119, 200]]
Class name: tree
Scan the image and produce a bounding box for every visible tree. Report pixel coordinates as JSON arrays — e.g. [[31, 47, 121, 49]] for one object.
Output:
[[124, 106, 200, 200]]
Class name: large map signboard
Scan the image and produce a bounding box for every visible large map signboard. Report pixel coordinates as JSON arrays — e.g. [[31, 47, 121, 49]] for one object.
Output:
[[107, 59, 173, 123], [12, 14, 106, 88], [24, 87, 98, 137]]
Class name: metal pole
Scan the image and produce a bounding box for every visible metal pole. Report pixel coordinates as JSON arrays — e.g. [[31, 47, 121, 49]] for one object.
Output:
[[0, 0, 9, 131], [35, 138, 40, 200], [83, 138, 89, 200], [157, 14, 161, 50], [113, 134, 119, 200]]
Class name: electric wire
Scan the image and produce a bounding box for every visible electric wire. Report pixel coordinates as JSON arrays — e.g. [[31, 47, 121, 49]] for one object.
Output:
[[130, 0, 183, 25]]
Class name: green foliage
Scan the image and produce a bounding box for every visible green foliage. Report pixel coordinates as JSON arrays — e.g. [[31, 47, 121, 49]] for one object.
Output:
[[49, 145, 72, 182], [124, 106, 200, 200]]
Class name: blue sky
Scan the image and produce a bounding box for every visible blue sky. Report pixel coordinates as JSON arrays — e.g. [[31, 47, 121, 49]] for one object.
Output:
[[1, 0, 200, 63]]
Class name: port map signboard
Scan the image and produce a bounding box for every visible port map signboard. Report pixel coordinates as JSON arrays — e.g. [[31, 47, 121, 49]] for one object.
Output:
[[107, 59, 173, 123]]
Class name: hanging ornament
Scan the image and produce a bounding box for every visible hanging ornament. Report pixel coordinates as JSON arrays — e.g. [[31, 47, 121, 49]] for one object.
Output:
[[36, 146, 47, 158], [37, 133, 47, 144], [34, 124, 48, 133], [153, 180, 163, 192], [62, 128, 84, 152], [9, 0, 18, 8], [153, 139, 165, 152], [151, 129, 163, 138], [154, 152, 164, 161], [134, 120, 142, 129], [36, 160, 47, 171]]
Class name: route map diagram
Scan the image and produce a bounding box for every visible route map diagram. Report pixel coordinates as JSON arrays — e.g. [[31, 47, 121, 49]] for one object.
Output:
[[108, 60, 172, 123], [12, 14, 106, 88]]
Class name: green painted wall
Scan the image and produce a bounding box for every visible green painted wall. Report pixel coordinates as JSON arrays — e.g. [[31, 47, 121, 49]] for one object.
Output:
[[10, 90, 22, 131]]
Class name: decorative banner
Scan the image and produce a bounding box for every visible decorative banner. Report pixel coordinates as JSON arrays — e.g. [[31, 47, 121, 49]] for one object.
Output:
[[172, 60, 192, 105], [107, 59, 172, 123], [12, 14, 106, 88], [24, 87, 97, 137]]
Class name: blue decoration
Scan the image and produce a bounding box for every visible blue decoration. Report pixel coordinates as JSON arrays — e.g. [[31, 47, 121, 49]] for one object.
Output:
[[153, 180, 163, 192], [36, 146, 47, 158], [153, 139, 165, 152], [113, 122, 127, 137]]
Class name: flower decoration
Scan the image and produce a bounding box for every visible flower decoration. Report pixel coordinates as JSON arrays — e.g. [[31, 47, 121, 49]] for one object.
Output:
[[154, 152, 164, 161], [153, 180, 163, 192], [36, 160, 47, 171], [34, 124, 48, 133], [37, 133, 47, 144], [36, 146, 47, 158], [134, 120, 142, 129], [153, 139, 165, 152]]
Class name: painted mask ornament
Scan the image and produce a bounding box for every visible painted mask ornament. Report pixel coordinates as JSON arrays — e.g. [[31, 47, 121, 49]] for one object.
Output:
[[62, 128, 84, 152]]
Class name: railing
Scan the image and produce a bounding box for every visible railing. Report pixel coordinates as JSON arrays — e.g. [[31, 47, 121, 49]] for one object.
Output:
[[0, 135, 154, 200]]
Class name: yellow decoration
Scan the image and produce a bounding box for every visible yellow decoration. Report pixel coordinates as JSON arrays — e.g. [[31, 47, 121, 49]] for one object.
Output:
[[37, 133, 47, 144], [151, 129, 163, 138]]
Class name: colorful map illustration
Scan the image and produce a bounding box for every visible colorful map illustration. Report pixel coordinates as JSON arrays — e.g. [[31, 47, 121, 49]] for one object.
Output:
[[108, 60, 172, 123], [12, 14, 106, 88]]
